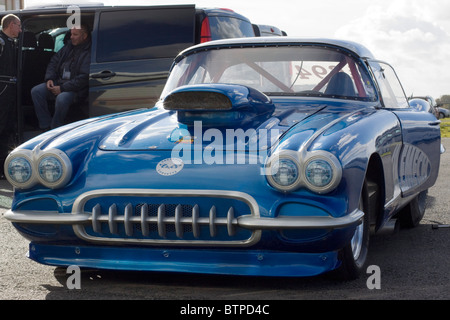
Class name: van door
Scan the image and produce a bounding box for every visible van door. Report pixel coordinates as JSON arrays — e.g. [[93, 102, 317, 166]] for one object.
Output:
[[89, 5, 196, 117]]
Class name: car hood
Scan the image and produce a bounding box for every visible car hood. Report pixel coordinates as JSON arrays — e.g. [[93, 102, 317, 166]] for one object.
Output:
[[96, 84, 368, 152]]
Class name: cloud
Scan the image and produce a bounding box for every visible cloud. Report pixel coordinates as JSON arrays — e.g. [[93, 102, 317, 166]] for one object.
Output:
[[335, 0, 450, 98]]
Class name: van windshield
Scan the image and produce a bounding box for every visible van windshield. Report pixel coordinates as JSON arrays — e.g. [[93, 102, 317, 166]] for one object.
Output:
[[163, 45, 378, 101]]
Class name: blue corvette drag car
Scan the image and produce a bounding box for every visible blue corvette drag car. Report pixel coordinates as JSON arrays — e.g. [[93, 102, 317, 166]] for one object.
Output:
[[4, 38, 441, 280]]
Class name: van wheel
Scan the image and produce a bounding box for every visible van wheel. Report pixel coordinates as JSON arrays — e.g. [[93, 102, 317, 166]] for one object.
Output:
[[334, 180, 370, 280], [399, 190, 427, 228]]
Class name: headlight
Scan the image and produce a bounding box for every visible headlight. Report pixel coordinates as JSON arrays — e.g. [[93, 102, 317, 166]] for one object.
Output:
[[305, 159, 333, 187], [303, 151, 342, 194], [39, 157, 63, 182], [4, 150, 36, 189], [271, 159, 299, 186], [36, 149, 72, 189], [266, 150, 342, 194], [266, 151, 302, 192]]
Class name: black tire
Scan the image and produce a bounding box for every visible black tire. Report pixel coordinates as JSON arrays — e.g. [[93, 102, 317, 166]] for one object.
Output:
[[399, 190, 427, 228], [334, 180, 370, 280]]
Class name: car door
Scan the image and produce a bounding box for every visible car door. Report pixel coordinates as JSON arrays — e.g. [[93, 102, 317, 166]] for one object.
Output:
[[89, 5, 196, 117], [369, 60, 441, 197]]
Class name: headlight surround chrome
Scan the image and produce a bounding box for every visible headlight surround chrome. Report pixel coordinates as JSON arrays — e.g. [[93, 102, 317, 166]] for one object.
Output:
[[265, 150, 342, 194], [4, 150, 37, 189], [36, 149, 72, 189]]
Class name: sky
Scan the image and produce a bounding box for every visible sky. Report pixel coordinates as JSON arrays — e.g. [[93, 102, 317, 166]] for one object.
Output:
[[23, 0, 450, 99]]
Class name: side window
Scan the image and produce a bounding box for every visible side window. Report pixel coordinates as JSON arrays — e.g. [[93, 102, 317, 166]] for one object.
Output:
[[96, 8, 195, 62], [369, 61, 408, 108]]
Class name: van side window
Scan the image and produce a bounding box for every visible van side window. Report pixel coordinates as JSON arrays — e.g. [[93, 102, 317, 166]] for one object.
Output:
[[97, 8, 195, 62], [209, 16, 255, 40]]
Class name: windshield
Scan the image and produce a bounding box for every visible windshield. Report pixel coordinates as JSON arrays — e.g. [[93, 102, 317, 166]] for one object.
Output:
[[162, 45, 378, 101]]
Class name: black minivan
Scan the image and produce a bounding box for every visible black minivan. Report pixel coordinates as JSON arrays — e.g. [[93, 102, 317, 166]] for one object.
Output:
[[0, 5, 255, 142]]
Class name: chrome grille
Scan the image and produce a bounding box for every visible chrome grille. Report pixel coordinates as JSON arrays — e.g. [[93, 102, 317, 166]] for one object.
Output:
[[72, 189, 261, 247]]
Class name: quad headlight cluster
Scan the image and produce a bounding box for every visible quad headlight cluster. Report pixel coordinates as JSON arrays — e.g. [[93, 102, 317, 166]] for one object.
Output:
[[4, 149, 72, 189], [265, 150, 342, 194]]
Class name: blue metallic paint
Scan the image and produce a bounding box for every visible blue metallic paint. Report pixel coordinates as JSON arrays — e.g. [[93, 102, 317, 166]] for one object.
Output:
[[4, 39, 441, 278]]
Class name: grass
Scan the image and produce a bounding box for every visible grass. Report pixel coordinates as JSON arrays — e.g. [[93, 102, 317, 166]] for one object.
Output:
[[441, 118, 450, 138]]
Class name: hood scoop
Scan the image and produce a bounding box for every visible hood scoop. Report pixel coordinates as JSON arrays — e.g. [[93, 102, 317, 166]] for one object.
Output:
[[163, 84, 275, 126]]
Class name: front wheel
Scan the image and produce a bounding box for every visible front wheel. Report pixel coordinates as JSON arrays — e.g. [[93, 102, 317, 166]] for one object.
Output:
[[334, 180, 370, 280]]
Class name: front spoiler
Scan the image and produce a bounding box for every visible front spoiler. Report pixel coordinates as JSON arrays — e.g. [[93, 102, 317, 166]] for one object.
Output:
[[28, 243, 341, 277]]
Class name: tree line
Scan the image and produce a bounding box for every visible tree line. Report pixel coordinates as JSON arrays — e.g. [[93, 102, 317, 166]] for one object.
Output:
[[437, 95, 450, 109]]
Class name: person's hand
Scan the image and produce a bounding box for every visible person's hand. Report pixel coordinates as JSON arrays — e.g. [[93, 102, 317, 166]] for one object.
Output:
[[49, 85, 61, 96], [46, 80, 54, 90], [46, 80, 61, 95]]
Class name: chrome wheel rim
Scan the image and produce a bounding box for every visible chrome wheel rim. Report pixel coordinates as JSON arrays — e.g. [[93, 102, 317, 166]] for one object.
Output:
[[351, 198, 365, 261], [351, 221, 364, 260]]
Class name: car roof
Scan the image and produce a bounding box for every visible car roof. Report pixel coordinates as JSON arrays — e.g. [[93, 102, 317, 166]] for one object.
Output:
[[178, 37, 375, 60]]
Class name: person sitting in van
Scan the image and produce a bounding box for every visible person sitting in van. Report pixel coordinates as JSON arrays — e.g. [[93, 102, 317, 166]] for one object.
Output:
[[31, 25, 91, 130]]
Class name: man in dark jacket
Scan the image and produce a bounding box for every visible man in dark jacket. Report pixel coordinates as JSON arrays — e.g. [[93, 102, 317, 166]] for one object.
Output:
[[0, 14, 21, 178], [32, 25, 91, 129]]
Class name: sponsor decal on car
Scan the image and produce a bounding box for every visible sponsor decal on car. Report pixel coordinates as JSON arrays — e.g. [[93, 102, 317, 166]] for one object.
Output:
[[156, 158, 184, 176]]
